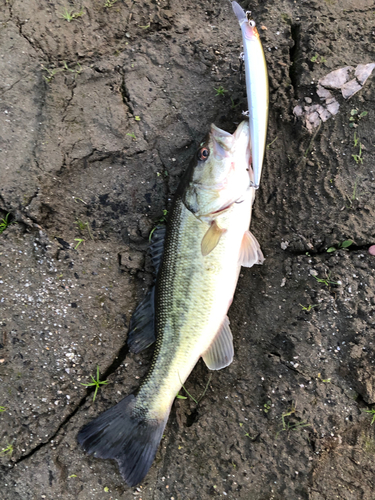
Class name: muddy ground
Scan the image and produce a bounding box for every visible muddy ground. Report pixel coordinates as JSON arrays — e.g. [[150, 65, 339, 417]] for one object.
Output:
[[1, 0, 375, 498]]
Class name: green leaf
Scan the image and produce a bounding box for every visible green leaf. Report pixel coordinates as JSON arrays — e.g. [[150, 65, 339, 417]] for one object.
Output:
[[350, 109, 358, 116], [176, 394, 187, 400], [327, 247, 336, 253], [341, 240, 353, 248], [359, 111, 368, 118]]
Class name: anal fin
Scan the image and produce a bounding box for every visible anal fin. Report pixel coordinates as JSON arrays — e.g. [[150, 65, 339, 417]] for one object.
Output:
[[202, 316, 234, 370], [239, 230, 264, 268]]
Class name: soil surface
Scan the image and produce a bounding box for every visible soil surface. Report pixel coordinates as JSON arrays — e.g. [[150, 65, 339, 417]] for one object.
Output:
[[1, 0, 375, 499]]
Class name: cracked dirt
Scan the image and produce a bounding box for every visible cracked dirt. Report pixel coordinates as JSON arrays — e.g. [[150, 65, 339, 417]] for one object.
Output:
[[1, 0, 375, 499]]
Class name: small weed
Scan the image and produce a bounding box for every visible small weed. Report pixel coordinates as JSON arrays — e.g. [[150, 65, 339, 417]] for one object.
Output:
[[76, 219, 93, 240], [68, 474, 77, 479], [299, 304, 318, 312], [353, 131, 360, 148], [81, 366, 109, 402], [60, 7, 84, 22], [244, 432, 258, 439], [352, 179, 358, 200], [138, 23, 151, 29], [345, 179, 359, 208], [126, 132, 136, 139], [63, 60, 82, 75], [74, 238, 85, 249], [363, 408, 375, 425], [303, 121, 321, 158], [349, 108, 368, 128], [327, 239, 353, 253], [230, 97, 239, 109], [276, 402, 311, 437], [76, 219, 87, 231], [214, 85, 228, 96], [0, 213, 14, 235], [312, 272, 340, 287], [0, 444, 13, 456], [352, 142, 364, 164], [263, 401, 271, 413], [149, 209, 168, 241], [42, 66, 60, 83], [177, 373, 212, 405], [0, 406, 6, 412], [42, 61, 82, 83], [310, 53, 327, 64], [317, 373, 331, 383], [266, 137, 278, 149], [104, 0, 118, 7], [134, 115, 141, 121], [176, 394, 187, 400], [73, 197, 87, 205]]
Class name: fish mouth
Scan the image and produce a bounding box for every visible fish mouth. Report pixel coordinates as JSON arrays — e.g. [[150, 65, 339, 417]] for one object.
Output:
[[210, 124, 233, 159], [210, 121, 250, 159]]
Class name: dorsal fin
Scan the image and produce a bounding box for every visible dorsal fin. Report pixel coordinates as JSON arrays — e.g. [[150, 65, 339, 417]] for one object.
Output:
[[127, 288, 155, 353], [149, 225, 166, 275], [239, 230, 264, 268], [202, 316, 234, 370]]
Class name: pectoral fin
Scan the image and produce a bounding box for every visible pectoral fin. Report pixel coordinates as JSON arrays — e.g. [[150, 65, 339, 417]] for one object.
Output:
[[202, 316, 234, 370], [239, 230, 264, 268], [201, 221, 227, 256]]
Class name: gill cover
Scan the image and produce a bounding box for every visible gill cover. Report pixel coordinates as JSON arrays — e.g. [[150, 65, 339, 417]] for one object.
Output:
[[183, 121, 252, 219]]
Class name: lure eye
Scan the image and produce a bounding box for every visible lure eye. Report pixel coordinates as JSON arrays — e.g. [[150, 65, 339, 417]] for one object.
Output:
[[198, 147, 209, 161], [249, 20, 256, 27]]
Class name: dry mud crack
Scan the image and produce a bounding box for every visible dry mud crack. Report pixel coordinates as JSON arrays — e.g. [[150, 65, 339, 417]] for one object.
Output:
[[1, 0, 375, 499]]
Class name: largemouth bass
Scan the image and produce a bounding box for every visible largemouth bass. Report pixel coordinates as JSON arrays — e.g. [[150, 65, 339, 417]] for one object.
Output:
[[232, 1, 269, 189], [77, 121, 264, 486]]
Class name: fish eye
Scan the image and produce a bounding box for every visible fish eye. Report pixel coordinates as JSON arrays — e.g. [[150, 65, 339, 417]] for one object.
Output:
[[249, 20, 256, 27], [198, 147, 209, 161]]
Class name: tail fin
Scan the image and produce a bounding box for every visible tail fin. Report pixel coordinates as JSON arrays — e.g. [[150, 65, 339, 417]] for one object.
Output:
[[77, 394, 168, 486]]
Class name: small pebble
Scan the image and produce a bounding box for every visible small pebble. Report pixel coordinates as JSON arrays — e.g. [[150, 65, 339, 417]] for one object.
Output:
[[368, 245, 375, 256]]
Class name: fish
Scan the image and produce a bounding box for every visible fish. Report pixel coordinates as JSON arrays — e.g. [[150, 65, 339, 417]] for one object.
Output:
[[232, 1, 269, 189], [77, 120, 264, 487]]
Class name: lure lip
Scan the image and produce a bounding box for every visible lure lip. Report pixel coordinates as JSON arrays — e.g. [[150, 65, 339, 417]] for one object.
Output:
[[231, 0, 269, 189], [231, 0, 247, 24]]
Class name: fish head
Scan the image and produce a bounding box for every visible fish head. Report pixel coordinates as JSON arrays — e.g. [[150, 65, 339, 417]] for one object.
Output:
[[182, 121, 253, 219]]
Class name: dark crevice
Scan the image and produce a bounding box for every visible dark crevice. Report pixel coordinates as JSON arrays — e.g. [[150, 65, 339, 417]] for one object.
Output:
[[120, 75, 133, 113], [185, 407, 199, 427], [0, 77, 24, 97], [289, 23, 301, 99], [61, 87, 75, 120], [15, 20, 51, 63]]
